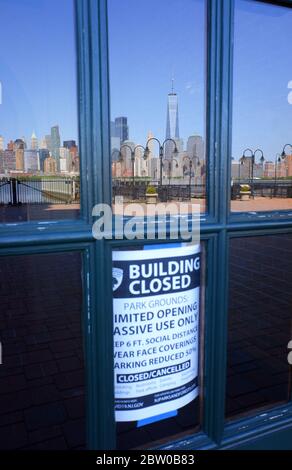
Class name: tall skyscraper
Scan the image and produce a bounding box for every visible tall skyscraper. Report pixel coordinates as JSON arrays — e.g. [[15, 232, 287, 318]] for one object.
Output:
[[110, 121, 121, 158], [110, 121, 116, 137], [24, 150, 39, 173], [165, 81, 179, 159], [39, 148, 50, 172], [147, 131, 155, 159], [44, 156, 57, 174], [187, 135, 204, 162], [114, 117, 129, 143], [51, 125, 61, 170], [166, 81, 179, 141], [21, 137, 27, 149], [14, 139, 25, 171], [3, 150, 15, 172], [45, 135, 52, 152], [39, 138, 47, 149], [63, 140, 76, 149], [60, 147, 71, 173], [0, 136, 4, 151], [120, 140, 134, 176], [0, 151, 4, 174], [31, 131, 38, 150]]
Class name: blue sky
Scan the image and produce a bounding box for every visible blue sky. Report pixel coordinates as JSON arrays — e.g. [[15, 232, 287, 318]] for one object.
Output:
[[1, 0, 292, 161], [108, 0, 205, 148], [233, 0, 292, 161], [109, 0, 292, 160], [0, 0, 78, 145]]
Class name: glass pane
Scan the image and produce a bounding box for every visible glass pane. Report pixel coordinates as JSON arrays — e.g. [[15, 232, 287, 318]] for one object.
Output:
[[231, 0, 292, 213], [108, 0, 206, 216], [0, 252, 85, 449], [0, 0, 80, 223], [226, 235, 292, 418], [112, 243, 204, 449]]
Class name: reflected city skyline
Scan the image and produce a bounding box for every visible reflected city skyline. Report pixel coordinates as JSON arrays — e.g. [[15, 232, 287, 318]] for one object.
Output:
[[111, 86, 206, 185], [0, 125, 79, 176]]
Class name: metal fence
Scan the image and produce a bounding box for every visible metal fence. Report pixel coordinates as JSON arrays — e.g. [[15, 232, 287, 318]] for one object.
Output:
[[231, 180, 292, 200], [0, 179, 11, 204], [113, 180, 205, 201], [0, 178, 80, 205]]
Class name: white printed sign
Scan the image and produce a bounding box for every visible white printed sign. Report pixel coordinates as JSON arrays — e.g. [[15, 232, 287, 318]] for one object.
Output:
[[112, 244, 200, 422]]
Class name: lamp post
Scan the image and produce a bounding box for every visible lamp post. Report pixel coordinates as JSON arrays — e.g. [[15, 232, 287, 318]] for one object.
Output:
[[237, 157, 247, 198], [241, 148, 264, 198], [171, 158, 179, 186], [274, 153, 281, 198], [119, 144, 132, 181], [120, 144, 146, 185], [133, 144, 146, 183], [252, 149, 265, 198], [240, 148, 253, 186], [281, 143, 292, 159], [144, 138, 178, 186], [281, 144, 291, 188], [120, 144, 146, 199], [111, 148, 121, 161], [238, 156, 246, 183], [163, 158, 179, 186], [162, 158, 178, 201], [111, 149, 120, 179], [183, 155, 201, 199]]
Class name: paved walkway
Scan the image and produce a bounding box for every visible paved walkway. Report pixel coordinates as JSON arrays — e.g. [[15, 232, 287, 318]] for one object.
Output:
[[114, 197, 292, 215], [0, 253, 85, 449], [2, 197, 292, 223], [113, 200, 205, 215], [231, 197, 292, 212], [227, 235, 292, 418], [0, 204, 80, 223]]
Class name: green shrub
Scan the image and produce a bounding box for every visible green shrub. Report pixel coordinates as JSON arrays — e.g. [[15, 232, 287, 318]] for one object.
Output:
[[240, 184, 251, 192], [146, 185, 157, 194]]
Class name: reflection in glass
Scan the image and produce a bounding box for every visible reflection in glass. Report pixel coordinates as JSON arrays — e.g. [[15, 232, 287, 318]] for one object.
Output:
[[0, 0, 80, 222], [108, 0, 206, 215], [231, 0, 292, 213], [0, 252, 85, 449], [226, 236, 292, 418]]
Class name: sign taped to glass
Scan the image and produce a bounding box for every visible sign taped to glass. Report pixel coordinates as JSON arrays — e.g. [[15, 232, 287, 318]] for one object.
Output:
[[112, 244, 200, 422]]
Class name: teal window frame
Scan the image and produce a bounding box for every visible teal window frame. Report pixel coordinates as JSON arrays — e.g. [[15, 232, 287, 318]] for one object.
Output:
[[1, 0, 292, 450]]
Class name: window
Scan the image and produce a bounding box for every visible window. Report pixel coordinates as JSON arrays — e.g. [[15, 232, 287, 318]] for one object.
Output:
[[108, 0, 207, 214], [0, 0, 80, 222], [0, 252, 85, 449], [227, 235, 292, 418], [1, 0, 292, 453], [231, 0, 292, 214]]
